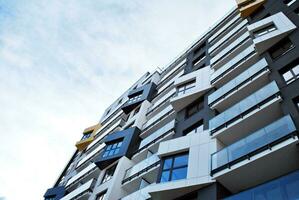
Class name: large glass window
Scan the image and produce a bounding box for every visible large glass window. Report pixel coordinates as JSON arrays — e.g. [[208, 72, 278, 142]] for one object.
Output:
[[102, 140, 123, 158], [160, 153, 188, 183], [269, 38, 295, 60], [281, 60, 299, 84], [96, 191, 107, 200], [177, 80, 196, 96], [101, 165, 116, 183]]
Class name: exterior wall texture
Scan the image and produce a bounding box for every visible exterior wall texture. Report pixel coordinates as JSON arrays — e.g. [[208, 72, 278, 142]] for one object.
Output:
[[44, 1, 299, 200]]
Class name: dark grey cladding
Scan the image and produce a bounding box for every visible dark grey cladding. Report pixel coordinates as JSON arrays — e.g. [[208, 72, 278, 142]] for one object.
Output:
[[121, 82, 157, 114], [94, 127, 141, 170], [44, 186, 65, 200]]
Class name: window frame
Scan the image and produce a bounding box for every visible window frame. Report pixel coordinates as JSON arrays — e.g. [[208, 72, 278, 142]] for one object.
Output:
[[158, 152, 189, 183], [177, 79, 196, 96], [81, 131, 92, 140], [102, 139, 123, 158], [253, 23, 277, 38], [101, 164, 117, 184], [280, 59, 299, 85]]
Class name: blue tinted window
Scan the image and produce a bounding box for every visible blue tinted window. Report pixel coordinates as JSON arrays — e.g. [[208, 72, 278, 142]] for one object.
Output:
[[173, 154, 188, 167], [171, 167, 187, 181], [102, 140, 123, 158], [159, 153, 188, 183], [160, 170, 170, 182]]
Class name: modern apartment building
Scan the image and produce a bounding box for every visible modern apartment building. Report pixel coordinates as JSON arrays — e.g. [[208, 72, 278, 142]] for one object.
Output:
[[44, 0, 299, 199]]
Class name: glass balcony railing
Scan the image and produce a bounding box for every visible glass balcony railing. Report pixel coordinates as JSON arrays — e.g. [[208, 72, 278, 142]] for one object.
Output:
[[209, 19, 248, 54], [210, 32, 251, 66], [211, 45, 256, 84], [122, 154, 160, 184], [209, 14, 241, 44], [211, 115, 296, 174], [224, 169, 299, 200], [147, 89, 176, 116], [61, 179, 95, 200], [143, 105, 174, 132], [209, 81, 280, 134], [208, 58, 268, 107], [138, 120, 175, 152]]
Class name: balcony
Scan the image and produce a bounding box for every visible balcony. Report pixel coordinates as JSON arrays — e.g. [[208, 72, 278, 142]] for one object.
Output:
[[141, 105, 175, 139], [133, 120, 176, 162], [211, 45, 259, 87], [170, 66, 212, 112], [210, 31, 252, 70], [121, 185, 151, 200], [209, 19, 248, 56], [61, 179, 96, 200], [211, 115, 299, 193], [224, 169, 299, 200], [65, 163, 99, 191], [122, 154, 160, 193], [76, 143, 105, 169], [209, 14, 241, 44], [247, 12, 297, 54], [208, 58, 270, 111], [209, 81, 282, 145]]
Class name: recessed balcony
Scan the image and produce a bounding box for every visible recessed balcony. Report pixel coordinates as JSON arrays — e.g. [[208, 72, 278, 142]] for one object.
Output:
[[122, 154, 160, 193], [61, 179, 96, 200], [170, 66, 212, 112], [208, 58, 270, 111], [209, 81, 283, 145], [211, 115, 299, 193]]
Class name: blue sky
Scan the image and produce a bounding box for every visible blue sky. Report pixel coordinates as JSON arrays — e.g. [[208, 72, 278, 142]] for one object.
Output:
[[0, 0, 235, 199]]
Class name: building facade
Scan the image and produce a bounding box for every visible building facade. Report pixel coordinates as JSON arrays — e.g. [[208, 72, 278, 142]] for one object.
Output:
[[44, 0, 299, 199]]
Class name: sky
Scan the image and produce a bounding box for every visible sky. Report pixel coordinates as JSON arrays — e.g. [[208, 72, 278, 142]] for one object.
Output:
[[0, 0, 235, 199]]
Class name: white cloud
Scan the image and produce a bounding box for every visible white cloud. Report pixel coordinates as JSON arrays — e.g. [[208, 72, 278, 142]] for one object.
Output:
[[0, 0, 235, 199]]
